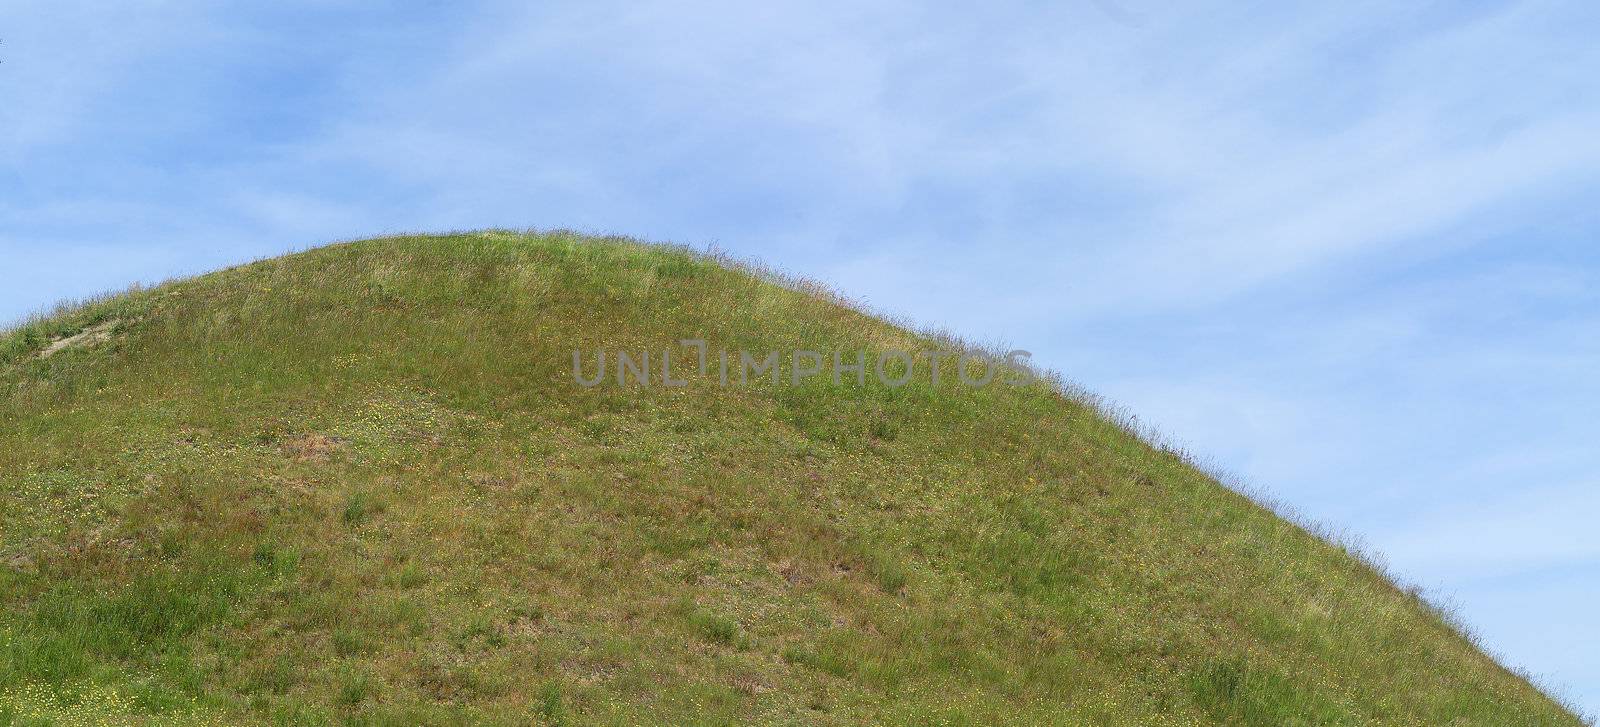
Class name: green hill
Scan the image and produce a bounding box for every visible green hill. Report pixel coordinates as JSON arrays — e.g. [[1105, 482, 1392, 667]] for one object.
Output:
[[0, 232, 1582, 725]]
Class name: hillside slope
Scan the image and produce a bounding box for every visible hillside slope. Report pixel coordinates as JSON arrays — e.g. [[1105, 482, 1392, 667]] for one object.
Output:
[[0, 232, 1582, 725]]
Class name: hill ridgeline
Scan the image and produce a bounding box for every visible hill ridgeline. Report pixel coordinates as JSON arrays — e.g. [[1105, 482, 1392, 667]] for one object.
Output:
[[0, 232, 1583, 726]]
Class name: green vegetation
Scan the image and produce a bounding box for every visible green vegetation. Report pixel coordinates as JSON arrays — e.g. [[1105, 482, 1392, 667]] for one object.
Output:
[[0, 231, 1584, 725]]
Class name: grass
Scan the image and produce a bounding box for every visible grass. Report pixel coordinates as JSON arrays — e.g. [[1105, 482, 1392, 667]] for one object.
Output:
[[0, 230, 1587, 725]]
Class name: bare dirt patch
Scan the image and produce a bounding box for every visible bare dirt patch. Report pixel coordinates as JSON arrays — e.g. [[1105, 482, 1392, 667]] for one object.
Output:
[[1, 551, 37, 574], [280, 433, 350, 462], [39, 319, 122, 359]]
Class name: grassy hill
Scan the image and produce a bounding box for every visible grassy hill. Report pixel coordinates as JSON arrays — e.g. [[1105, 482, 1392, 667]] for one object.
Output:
[[0, 232, 1584, 725]]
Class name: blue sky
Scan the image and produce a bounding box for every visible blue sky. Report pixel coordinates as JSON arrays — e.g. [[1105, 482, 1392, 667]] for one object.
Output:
[[4, 0, 1598, 714]]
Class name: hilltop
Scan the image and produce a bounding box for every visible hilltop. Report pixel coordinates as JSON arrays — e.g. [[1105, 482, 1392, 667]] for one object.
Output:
[[0, 232, 1584, 725]]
